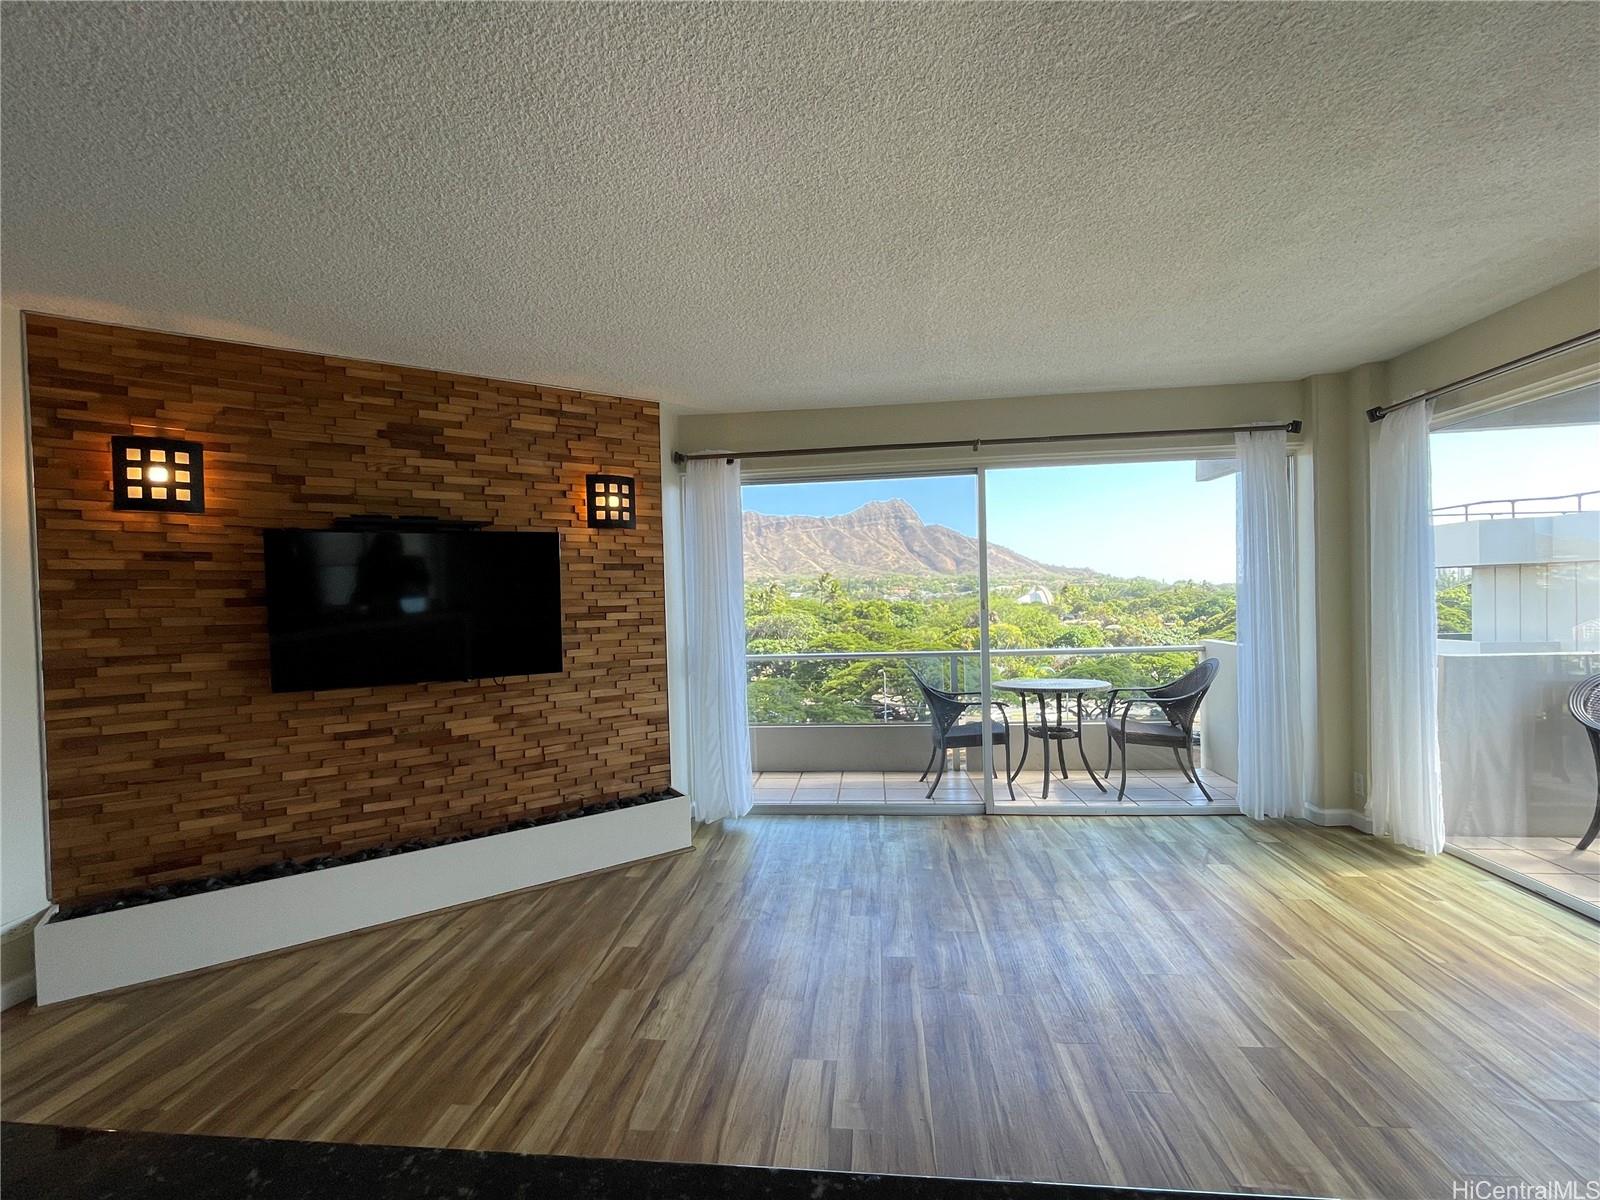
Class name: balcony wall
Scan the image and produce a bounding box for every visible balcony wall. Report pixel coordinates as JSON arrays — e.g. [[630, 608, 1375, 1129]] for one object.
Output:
[[751, 642, 1240, 778], [751, 722, 1187, 774], [1200, 639, 1239, 784], [1433, 511, 1599, 570], [1439, 651, 1600, 838], [1459, 562, 1600, 651]]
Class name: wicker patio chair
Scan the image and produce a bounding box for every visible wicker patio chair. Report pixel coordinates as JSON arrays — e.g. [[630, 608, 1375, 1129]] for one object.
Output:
[[1102, 658, 1221, 802], [911, 673, 1016, 801]]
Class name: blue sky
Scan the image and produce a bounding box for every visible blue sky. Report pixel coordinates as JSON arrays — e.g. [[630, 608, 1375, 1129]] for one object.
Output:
[[743, 461, 1238, 582], [742, 421, 1598, 583], [1429, 424, 1598, 510]]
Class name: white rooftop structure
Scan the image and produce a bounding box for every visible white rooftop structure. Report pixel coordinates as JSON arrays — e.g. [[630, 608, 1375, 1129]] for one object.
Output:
[[1433, 493, 1599, 653]]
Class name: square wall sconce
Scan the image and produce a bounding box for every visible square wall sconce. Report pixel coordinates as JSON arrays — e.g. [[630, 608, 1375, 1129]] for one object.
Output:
[[586, 474, 635, 529], [112, 436, 205, 513]]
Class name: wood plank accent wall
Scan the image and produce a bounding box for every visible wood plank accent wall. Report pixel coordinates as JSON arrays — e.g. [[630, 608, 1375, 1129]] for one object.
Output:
[[25, 314, 670, 905]]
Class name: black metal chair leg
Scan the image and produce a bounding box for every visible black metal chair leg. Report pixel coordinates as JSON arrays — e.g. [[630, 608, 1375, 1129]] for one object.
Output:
[[925, 748, 948, 800], [1002, 737, 1016, 801], [1186, 742, 1213, 802], [918, 740, 940, 783], [1009, 723, 1030, 782], [1577, 790, 1600, 852], [1105, 720, 1114, 787], [1115, 736, 1129, 801], [1173, 747, 1195, 782], [1075, 734, 1108, 792], [1571, 696, 1600, 849]]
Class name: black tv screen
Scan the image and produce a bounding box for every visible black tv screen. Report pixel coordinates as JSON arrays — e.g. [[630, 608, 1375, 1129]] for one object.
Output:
[[262, 527, 562, 692]]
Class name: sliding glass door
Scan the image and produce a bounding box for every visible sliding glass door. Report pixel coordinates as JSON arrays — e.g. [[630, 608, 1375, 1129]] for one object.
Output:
[[737, 452, 1251, 816], [974, 457, 1241, 812], [740, 471, 988, 810], [1432, 383, 1600, 911]]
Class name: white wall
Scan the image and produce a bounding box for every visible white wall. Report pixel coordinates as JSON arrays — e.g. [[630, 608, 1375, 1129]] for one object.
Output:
[[677, 380, 1305, 474], [1301, 372, 1360, 813], [658, 405, 692, 805], [1387, 271, 1600, 412], [2, 304, 50, 1003]]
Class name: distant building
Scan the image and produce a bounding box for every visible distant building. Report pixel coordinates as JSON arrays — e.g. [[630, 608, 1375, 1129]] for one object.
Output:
[[1017, 586, 1054, 606], [1433, 498, 1599, 653]]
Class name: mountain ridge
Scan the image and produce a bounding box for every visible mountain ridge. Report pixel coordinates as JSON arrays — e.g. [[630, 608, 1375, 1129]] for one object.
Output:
[[743, 499, 1084, 579]]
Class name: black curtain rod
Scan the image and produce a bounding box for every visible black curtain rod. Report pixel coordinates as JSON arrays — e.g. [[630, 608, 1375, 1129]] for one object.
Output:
[[671, 419, 1302, 465], [1366, 328, 1600, 423]]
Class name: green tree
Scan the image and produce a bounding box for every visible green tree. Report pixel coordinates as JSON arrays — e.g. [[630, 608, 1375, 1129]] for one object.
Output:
[[744, 569, 1239, 724], [1436, 570, 1473, 636]]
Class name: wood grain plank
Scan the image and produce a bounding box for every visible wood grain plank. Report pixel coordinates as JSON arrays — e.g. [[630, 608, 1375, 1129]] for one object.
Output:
[[4, 815, 1597, 1198]]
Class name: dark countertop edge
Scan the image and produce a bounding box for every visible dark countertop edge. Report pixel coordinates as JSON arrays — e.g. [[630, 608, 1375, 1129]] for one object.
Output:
[[0, 1121, 1332, 1199]]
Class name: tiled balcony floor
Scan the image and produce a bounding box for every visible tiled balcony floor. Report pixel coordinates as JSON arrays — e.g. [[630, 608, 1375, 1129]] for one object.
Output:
[[752, 767, 1238, 812], [1448, 835, 1600, 905]]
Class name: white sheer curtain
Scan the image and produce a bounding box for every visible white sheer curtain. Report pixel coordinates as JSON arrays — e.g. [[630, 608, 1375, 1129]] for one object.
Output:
[[1368, 401, 1445, 854], [683, 458, 753, 823], [1234, 430, 1307, 820]]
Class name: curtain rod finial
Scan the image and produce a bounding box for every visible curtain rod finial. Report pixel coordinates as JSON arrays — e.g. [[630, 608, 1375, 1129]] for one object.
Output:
[[1287, 420, 1303, 435], [671, 451, 687, 466], [1365, 406, 1387, 423]]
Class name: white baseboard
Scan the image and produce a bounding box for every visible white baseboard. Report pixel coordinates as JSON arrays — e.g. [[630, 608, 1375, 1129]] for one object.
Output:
[[1, 971, 36, 1010], [1304, 805, 1374, 832], [35, 795, 691, 1005], [1, 912, 42, 1009]]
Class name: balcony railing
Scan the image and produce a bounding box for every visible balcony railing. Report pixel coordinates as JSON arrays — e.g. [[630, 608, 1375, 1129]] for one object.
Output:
[[747, 644, 1204, 726], [1431, 489, 1597, 524], [747, 641, 1240, 779]]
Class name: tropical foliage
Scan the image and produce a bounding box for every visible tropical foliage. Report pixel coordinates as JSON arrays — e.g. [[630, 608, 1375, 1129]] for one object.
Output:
[[1436, 569, 1473, 638], [746, 573, 1236, 725], [744, 531, 1479, 721]]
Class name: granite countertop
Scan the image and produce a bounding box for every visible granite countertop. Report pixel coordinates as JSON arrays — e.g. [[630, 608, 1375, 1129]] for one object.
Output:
[[2, 1122, 1325, 1199]]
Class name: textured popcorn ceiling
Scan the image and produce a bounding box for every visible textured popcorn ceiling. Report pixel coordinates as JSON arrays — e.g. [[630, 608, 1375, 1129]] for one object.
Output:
[[3, 2, 1597, 412]]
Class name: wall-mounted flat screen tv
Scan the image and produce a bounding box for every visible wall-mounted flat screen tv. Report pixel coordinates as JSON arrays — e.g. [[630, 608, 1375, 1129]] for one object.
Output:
[[262, 527, 561, 693]]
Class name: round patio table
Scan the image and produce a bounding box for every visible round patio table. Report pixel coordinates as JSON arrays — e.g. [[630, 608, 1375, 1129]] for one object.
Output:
[[992, 678, 1111, 799]]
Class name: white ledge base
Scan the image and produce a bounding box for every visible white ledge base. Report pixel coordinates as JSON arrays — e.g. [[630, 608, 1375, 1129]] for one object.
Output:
[[34, 794, 691, 1005]]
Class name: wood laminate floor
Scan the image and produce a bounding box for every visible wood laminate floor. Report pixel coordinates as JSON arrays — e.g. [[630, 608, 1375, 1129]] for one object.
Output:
[[4, 815, 1597, 1199]]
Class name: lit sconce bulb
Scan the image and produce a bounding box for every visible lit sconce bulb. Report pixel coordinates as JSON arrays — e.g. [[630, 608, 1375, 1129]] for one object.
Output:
[[112, 436, 205, 512], [586, 473, 637, 529]]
